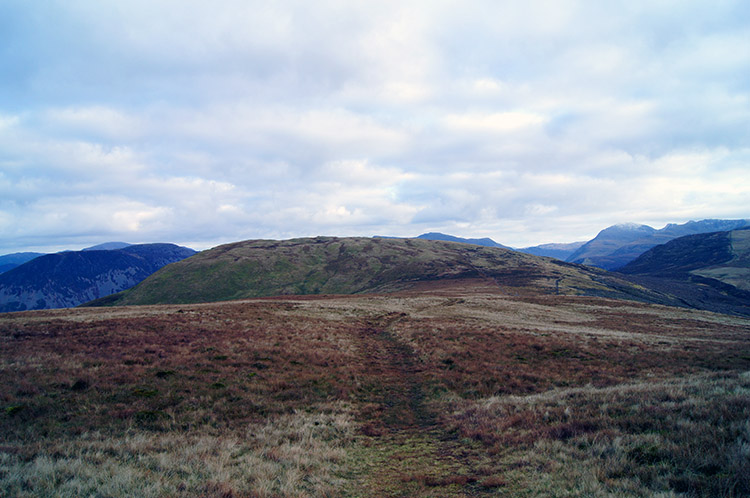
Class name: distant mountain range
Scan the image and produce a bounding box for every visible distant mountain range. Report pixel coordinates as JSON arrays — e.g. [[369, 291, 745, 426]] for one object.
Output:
[[415, 232, 512, 249], [564, 219, 750, 270], [1, 219, 748, 313], [0, 242, 134, 274], [0, 252, 45, 274], [412, 220, 750, 269], [516, 241, 585, 260], [82, 242, 132, 251], [616, 227, 750, 315], [0, 243, 196, 312], [408, 233, 584, 259]]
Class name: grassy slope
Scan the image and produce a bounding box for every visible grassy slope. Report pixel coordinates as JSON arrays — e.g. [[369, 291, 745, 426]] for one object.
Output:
[[3, 279, 750, 497], [615, 228, 750, 315], [618, 231, 734, 277], [94, 237, 683, 309], [692, 228, 750, 291]]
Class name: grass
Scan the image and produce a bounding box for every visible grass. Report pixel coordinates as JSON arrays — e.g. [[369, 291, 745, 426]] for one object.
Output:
[[1, 404, 355, 497], [445, 372, 750, 496], [2, 277, 750, 496]]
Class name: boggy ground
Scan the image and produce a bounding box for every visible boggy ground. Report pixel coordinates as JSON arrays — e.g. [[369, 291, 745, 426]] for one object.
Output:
[[2, 277, 750, 497]]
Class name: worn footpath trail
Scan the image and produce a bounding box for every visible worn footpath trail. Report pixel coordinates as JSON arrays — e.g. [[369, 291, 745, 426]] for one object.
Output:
[[341, 312, 503, 498]]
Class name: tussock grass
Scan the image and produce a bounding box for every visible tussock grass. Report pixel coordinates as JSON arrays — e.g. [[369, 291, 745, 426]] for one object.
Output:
[[2, 280, 749, 496], [1, 404, 355, 498], [447, 371, 750, 497]]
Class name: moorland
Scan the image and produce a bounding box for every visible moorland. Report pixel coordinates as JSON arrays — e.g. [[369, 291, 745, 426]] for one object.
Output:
[[2, 238, 750, 497]]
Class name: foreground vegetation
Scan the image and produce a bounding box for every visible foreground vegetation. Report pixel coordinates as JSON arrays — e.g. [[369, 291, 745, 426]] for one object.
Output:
[[2, 278, 750, 496]]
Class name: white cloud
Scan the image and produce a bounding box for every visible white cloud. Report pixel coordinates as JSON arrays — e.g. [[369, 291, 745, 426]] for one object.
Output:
[[0, 113, 20, 130], [443, 111, 547, 133], [43, 106, 143, 141], [319, 160, 413, 187], [0, 0, 748, 253], [163, 105, 409, 162]]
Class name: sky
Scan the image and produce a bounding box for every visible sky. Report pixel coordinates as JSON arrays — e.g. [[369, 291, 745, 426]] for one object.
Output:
[[1, 0, 749, 254]]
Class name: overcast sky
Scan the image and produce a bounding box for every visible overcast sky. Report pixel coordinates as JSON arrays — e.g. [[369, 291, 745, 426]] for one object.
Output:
[[1, 0, 748, 254]]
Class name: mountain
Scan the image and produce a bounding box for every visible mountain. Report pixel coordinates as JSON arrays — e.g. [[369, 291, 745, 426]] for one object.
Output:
[[566, 219, 750, 270], [516, 241, 585, 260], [618, 228, 745, 279], [0, 252, 44, 274], [0, 243, 196, 312], [659, 219, 750, 239], [93, 236, 688, 309], [618, 227, 750, 289], [415, 232, 511, 249], [82, 242, 133, 251], [617, 227, 750, 315], [0, 243, 133, 273], [565, 223, 657, 270], [691, 228, 750, 291]]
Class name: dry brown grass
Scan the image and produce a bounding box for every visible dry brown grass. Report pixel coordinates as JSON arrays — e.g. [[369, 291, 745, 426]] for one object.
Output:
[[446, 371, 750, 496], [2, 277, 749, 496], [1, 404, 355, 497]]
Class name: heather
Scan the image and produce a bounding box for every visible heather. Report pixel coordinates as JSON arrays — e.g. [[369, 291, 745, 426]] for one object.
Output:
[[2, 279, 749, 496]]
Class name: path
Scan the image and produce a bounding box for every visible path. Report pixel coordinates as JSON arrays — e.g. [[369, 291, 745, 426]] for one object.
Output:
[[341, 312, 502, 497]]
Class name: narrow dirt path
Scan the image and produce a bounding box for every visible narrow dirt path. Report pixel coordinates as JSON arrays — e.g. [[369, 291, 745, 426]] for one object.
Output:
[[342, 312, 501, 497], [354, 312, 434, 430]]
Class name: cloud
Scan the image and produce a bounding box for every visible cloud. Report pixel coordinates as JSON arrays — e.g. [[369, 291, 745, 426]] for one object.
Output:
[[0, 0, 748, 253], [443, 111, 547, 133], [43, 106, 144, 141]]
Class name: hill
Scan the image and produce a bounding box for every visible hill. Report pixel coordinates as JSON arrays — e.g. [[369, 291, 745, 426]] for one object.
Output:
[[94, 236, 685, 309], [3, 279, 750, 496], [616, 228, 750, 315], [516, 241, 585, 260], [82, 241, 133, 251], [566, 219, 749, 270], [692, 228, 750, 291], [415, 232, 511, 249], [0, 244, 196, 312], [0, 252, 44, 274]]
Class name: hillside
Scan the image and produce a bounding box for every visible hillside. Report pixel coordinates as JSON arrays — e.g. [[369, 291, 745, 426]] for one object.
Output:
[[566, 219, 749, 270], [616, 228, 750, 315], [3, 280, 750, 497], [94, 236, 683, 308], [415, 232, 511, 249], [82, 242, 132, 251], [0, 244, 196, 312], [618, 229, 743, 278], [693, 228, 750, 291], [516, 241, 585, 260], [0, 252, 44, 274], [0, 243, 135, 274]]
